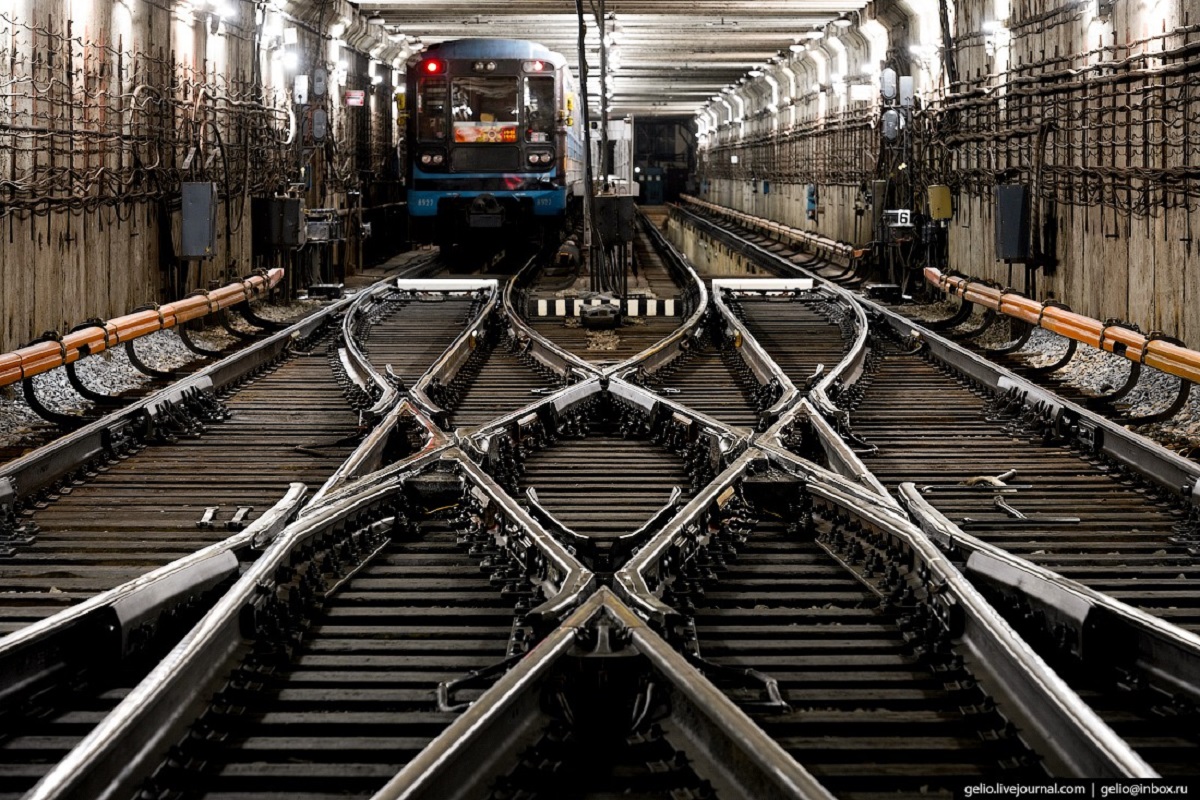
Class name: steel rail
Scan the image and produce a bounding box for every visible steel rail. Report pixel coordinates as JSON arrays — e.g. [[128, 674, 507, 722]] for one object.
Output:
[[758, 396, 894, 501], [672, 198, 1200, 506], [617, 439, 1156, 780], [681, 194, 856, 267], [24, 445, 592, 800], [373, 587, 837, 800], [397, 278, 502, 422], [307, 398, 451, 507], [0, 482, 306, 713], [502, 257, 597, 377], [899, 483, 1200, 705], [333, 257, 455, 419], [676, 206, 870, 420], [603, 210, 710, 377]]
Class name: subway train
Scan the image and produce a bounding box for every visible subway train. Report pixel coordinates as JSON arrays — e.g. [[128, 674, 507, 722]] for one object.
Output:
[[404, 39, 585, 248]]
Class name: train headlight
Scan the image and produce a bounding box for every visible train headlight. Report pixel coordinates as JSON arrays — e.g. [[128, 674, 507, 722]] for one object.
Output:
[[522, 60, 546, 72], [485, 61, 497, 71], [420, 154, 433, 164], [528, 154, 540, 164], [539, 153, 552, 163], [431, 154, 444, 165]]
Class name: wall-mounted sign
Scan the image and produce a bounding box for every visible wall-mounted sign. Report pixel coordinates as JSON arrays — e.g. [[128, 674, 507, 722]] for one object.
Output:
[[345, 89, 365, 107]]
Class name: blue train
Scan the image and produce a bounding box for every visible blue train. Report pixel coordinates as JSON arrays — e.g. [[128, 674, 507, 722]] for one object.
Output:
[[404, 39, 585, 247]]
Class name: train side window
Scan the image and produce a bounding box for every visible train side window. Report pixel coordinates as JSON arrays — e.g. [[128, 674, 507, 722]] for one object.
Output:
[[524, 77, 554, 143], [417, 76, 448, 141]]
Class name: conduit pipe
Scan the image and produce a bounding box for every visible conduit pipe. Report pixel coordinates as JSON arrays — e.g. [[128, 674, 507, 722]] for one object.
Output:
[[926, 267, 1200, 384], [0, 269, 284, 388]]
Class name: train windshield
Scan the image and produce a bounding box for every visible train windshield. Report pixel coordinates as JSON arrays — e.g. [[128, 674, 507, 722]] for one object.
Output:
[[524, 77, 554, 143], [451, 77, 519, 143], [417, 76, 448, 141]]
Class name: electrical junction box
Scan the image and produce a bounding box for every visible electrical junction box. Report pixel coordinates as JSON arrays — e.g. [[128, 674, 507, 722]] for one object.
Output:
[[180, 182, 217, 259], [995, 184, 1030, 261], [594, 195, 636, 243], [251, 196, 307, 249], [295, 74, 309, 105], [278, 198, 307, 247], [928, 185, 953, 220]]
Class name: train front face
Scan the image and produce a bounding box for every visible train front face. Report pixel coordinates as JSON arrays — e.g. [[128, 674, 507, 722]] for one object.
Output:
[[407, 40, 573, 246]]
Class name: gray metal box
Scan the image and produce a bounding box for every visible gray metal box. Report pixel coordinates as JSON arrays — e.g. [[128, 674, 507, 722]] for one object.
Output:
[[594, 195, 636, 243], [278, 198, 307, 248], [181, 182, 217, 259], [995, 184, 1030, 261]]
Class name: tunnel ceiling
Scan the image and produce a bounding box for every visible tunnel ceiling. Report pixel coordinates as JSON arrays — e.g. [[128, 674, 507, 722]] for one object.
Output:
[[348, 0, 867, 117]]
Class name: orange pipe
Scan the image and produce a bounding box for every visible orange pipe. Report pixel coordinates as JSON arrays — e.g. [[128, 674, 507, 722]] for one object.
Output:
[[926, 267, 1200, 384], [0, 268, 284, 389]]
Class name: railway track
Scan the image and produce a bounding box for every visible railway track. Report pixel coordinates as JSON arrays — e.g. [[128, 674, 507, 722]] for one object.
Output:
[[634, 321, 764, 430], [668, 200, 1200, 784], [0, 269, 508, 797], [11, 451, 594, 800], [678, 199, 1197, 455], [0, 271, 482, 637], [687, 511, 1047, 797], [11, 202, 1200, 798], [138, 510, 516, 798], [443, 334, 563, 430], [517, 412, 692, 568], [616, 449, 1160, 795], [518, 220, 694, 368], [843, 333, 1200, 632], [725, 294, 853, 393]]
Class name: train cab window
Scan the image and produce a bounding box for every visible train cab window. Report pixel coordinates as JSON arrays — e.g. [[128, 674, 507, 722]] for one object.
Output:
[[523, 77, 554, 143], [417, 76, 448, 141], [450, 77, 519, 143]]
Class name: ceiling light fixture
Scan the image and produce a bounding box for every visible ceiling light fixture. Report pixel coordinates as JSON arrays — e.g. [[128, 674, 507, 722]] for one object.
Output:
[[367, 13, 384, 25], [832, 12, 853, 28]]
